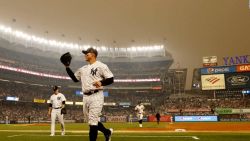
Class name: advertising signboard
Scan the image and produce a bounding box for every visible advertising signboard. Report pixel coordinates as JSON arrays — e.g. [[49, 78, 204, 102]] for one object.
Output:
[[201, 74, 226, 90]]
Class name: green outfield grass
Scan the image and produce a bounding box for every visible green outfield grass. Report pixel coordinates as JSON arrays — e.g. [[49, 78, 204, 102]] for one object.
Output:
[[0, 122, 250, 141]]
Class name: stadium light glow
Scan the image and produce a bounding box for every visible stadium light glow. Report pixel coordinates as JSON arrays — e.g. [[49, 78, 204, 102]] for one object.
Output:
[[6, 96, 19, 101], [114, 78, 161, 82], [100, 46, 107, 51], [0, 23, 166, 55], [75, 102, 83, 105], [131, 47, 136, 52]]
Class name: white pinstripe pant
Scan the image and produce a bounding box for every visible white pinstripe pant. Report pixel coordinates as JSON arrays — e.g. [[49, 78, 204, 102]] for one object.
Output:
[[83, 91, 104, 125], [137, 113, 143, 120], [51, 109, 65, 135]]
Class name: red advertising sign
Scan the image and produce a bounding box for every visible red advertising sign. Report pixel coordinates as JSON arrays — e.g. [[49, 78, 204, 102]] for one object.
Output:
[[148, 115, 172, 122], [237, 64, 250, 72]]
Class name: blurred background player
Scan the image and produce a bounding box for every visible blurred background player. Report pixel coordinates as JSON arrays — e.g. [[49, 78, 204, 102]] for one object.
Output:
[[135, 102, 145, 127], [128, 114, 133, 124], [156, 112, 161, 125], [48, 86, 66, 136], [5, 116, 8, 124], [64, 47, 114, 141], [170, 116, 174, 124]]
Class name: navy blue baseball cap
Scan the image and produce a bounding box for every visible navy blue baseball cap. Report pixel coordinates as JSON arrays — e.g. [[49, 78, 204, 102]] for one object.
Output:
[[53, 86, 59, 91], [82, 47, 98, 57]]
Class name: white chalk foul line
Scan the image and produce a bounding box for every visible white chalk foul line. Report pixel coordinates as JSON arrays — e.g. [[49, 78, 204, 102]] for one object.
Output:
[[7, 134, 24, 138], [7, 134, 200, 140], [192, 136, 200, 140], [117, 135, 200, 140]]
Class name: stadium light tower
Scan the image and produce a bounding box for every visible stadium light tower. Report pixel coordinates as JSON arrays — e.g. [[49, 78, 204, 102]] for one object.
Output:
[[174, 62, 184, 95], [176, 70, 184, 95]]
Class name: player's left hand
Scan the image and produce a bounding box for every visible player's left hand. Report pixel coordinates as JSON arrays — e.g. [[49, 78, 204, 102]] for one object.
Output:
[[93, 81, 102, 88]]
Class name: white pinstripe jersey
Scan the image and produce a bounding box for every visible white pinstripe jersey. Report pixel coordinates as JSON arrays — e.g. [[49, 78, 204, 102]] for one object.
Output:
[[50, 93, 66, 108], [135, 104, 145, 114], [74, 61, 113, 93]]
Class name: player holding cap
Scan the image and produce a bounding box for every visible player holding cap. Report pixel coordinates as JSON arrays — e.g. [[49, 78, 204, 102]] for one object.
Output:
[[61, 47, 114, 141], [135, 102, 145, 127], [48, 86, 66, 136]]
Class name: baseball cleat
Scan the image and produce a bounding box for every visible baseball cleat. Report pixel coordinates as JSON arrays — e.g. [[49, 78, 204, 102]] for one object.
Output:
[[105, 128, 113, 141], [50, 134, 54, 136]]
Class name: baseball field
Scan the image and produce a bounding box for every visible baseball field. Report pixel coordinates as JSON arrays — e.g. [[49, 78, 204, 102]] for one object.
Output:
[[1, 122, 250, 141]]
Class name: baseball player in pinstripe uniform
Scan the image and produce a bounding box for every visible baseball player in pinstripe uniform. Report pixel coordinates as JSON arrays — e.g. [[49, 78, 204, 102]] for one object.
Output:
[[64, 47, 114, 141], [135, 102, 145, 127], [48, 86, 66, 136]]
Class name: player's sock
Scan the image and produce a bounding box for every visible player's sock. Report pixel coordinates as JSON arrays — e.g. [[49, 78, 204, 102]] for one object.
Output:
[[139, 120, 143, 127], [97, 122, 110, 135], [139, 120, 142, 124], [61, 123, 65, 132], [89, 125, 98, 141]]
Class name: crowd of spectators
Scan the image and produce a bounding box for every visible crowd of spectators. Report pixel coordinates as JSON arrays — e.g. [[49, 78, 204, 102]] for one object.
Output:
[[0, 46, 170, 77], [0, 101, 84, 123], [1, 80, 250, 123], [159, 96, 250, 115], [0, 80, 82, 102]]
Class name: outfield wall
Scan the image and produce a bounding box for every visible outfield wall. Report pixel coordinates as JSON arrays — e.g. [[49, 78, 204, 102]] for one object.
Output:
[[174, 116, 218, 122], [2, 114, 250, 124]]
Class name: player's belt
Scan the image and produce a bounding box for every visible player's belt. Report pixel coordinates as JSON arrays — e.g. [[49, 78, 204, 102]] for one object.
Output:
[[84, 90, 99, 95], [53, 107, 61, 109]]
